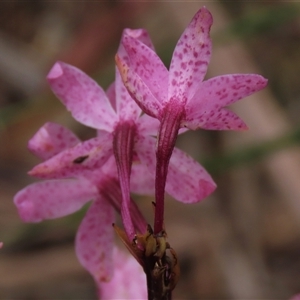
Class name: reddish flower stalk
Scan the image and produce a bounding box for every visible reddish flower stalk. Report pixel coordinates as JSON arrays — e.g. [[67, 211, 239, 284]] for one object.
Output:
[[155, 100, 184, 233], [113, 121, 137, 238]]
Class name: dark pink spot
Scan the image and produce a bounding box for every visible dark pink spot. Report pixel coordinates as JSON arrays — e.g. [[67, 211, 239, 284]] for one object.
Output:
[[195, 60, 205, 67], [181, 62, 187, 70]]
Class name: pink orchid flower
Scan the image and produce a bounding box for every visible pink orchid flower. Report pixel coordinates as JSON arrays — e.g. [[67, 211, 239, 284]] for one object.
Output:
[[29, 28, 215, 239], [14, 122, 147, 287], [117, 6, 268, 233]]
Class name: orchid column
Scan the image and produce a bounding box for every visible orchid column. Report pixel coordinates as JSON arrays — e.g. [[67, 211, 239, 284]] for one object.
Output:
[[117, 6, 268, 234]]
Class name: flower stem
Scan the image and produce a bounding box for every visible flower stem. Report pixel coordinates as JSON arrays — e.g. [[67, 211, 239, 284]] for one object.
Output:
[[100, 177, 147, 234], [113, 121, 137, 240], [154, 102, 184, 234], [146, 270, 172, 300]]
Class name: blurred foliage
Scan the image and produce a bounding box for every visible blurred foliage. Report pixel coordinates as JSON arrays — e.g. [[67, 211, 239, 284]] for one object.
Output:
[[215, 4, 299, 42], [205, 127, 300, 175]]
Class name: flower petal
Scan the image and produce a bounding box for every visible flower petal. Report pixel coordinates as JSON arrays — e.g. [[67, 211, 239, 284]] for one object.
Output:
[[136, 114, 160, 136], [29, 133, 113, 179], [123, 28, 155, 50], [13, 178, 97, 222], [167, 147, 216, 203], [183, 107, 248, 131], [131, 157, 155, 195], [75, 196, 115, 283], [114, 29, 155, 121], [120, 33, 168, 104], [114, 69, 141, 121], [47, 61, 117, 131], [183, 74, 267, 131], [116, 55, 162, 118], [28, 122, 80, 160], [168, 7, 213, 103], [99, 247, 147, 300], [134, 135, 156, 175], [106, 81, 116, 111], [186, 74, 268, 112]]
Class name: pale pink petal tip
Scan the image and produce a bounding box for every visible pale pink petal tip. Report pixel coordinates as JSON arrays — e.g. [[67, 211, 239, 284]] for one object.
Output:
[[47, 61, 64, 80], [197, 6, 213, 25], [14, 179, 97, 222], [123, 28, 145, 39], [0, 242, 3, 249], [14, 198, 36, 222], [28, 122, 80, 161]]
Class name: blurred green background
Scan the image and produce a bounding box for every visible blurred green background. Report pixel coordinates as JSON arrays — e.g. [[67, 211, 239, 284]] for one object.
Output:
[[1, 1, 300, 299]]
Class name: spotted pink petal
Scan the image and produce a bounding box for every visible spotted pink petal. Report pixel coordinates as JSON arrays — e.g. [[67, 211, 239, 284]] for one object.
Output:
[[47, 61, 118, 132], [183, 74, 267, 131], [121, 33, 168, 105], [116, 55, 162, 119], [114, 69, 141, 122], [75, 196, 115, 283], [183, 107, 248, 131], [136, 114, 160, 136], [28, 133, 113, 179], [167, 147, 216, 203], [114, 29, 155, 120], [106, 81, 116, 111], [28, 122, 80, 160], [101, 156, 118, 177], [13, 178, 98, 222], [98, 247, 147, 299], [168, 7, 213, 104], [186, 74, 268, 113]]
